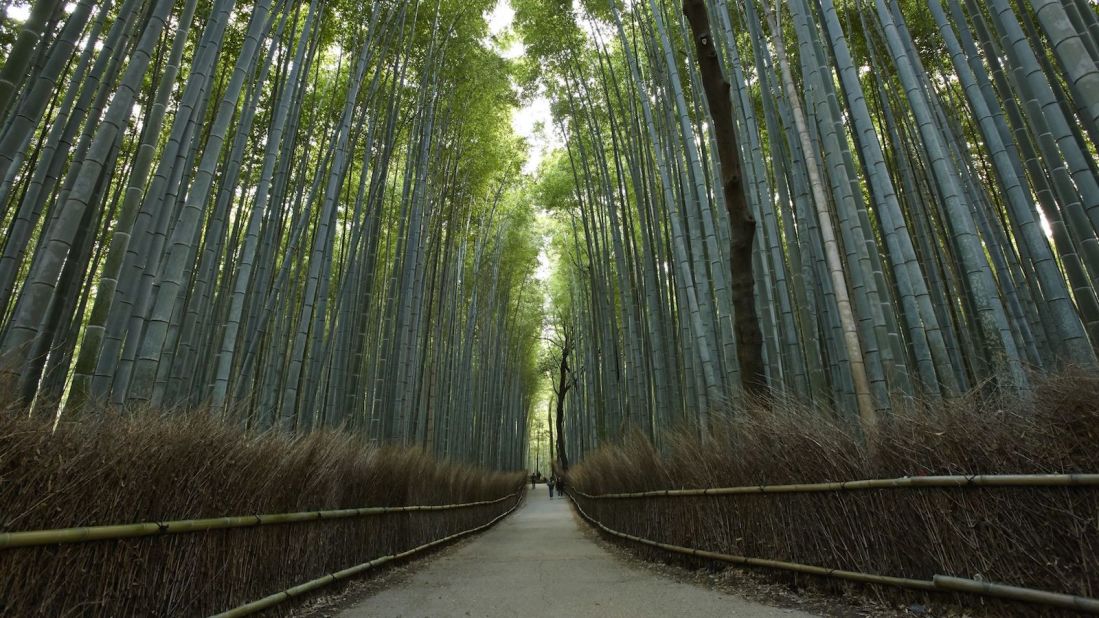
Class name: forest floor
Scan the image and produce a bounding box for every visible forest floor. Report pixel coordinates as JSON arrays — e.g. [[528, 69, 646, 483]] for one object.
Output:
[[294, 489, 823, 617]]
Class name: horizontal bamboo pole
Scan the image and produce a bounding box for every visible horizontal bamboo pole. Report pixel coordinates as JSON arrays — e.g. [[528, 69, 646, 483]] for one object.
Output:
[[574, 473, 1099, 500], [934, 575, 1099, 613], [0, 492, 520, 550], [568, 493, 1099, 614], [568, 492, 936, 590], [209, 493, 524, 617]]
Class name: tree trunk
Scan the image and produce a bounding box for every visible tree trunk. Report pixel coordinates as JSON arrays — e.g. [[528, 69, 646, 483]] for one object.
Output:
[[555, 329, 572, 471], [682, 0, 767, 398]]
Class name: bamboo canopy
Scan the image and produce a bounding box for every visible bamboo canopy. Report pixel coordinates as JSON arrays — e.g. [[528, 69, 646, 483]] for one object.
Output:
[[0, 0, 542, 471]]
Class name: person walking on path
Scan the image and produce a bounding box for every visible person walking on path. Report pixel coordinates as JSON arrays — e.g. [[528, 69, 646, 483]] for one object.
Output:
[[548, 475, 556, 499], [555, 475, 565, 498], [530, 473, 537, 489]]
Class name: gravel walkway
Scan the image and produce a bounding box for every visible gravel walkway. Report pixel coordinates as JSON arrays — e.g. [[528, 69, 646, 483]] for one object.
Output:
[[335, 488, 817, 617]]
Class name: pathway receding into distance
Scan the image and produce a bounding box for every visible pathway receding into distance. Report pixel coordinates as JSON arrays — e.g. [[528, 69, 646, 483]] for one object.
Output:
[[337, 489, 815, 617]]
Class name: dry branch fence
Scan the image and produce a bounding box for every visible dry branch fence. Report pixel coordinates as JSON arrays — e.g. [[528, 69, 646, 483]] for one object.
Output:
[[570, 474, 1099, 613], [209, 495, 524, 617], [2, 491, 523, 616], [0, 493, 519, 549], [566, 386, 1099, 617], [0, 413, 525, 616]]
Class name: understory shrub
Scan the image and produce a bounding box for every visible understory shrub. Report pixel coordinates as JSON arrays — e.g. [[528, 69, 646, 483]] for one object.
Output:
[[0, 411, 524, 616], [568, 370, 1099, 615]]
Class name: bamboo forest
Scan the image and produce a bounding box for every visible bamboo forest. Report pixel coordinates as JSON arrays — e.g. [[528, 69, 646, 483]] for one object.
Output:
[[2, 0, 1099, 616]]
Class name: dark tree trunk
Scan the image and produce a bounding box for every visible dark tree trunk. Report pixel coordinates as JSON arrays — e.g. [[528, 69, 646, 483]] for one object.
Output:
[[554, 330, 572, 471], [555, 395, 569, 471], [547, 399, 554, 464], [683, 0, 768, 399]]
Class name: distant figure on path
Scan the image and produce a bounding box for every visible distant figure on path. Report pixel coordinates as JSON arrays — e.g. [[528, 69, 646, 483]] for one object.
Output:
[[555, 476, 565, 498], [530, 473, 537, 489], [548, 475, 556, 499]]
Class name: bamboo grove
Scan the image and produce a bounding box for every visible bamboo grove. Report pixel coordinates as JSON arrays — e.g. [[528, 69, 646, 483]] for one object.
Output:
[[0, 0, 544, 469], [515, 0, 1099, 460]]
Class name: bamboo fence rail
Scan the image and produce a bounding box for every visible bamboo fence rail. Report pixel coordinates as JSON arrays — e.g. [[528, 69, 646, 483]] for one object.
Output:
[[567, 491, 1099, 614], [209, 492, 524, 617], [933, 575, 1099, 613], [573, 473, 1099, 499], [0, 492, 521, 549]]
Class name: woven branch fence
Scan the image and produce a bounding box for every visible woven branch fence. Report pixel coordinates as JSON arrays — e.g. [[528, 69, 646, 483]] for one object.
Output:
[[0, 490, 523, 616], [0, 413, 527, 616], [573, 473, 1099, 498], [210, 495, 524, 617], [0, 493, 519, 549], [570, 474, 1099, 615]]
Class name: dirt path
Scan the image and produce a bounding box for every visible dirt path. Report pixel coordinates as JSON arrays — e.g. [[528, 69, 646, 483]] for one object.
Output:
[[334, 488, 817, 617]]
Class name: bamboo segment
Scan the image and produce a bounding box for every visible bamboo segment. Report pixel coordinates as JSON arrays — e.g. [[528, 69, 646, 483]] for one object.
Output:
[[0, 492, 519, 550], [208, 493, 523, 617], [574, 473, 1099, 499], [933, 576, 1099, 614], [569, 493, 1099, 613]]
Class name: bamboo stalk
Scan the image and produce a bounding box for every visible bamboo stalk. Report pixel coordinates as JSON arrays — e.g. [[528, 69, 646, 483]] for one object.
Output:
[[573, 473, 1099, 499], [568, 493, 1099, 613], [933, 575, 1099, 613], [208, 493, 523, 617], [0, 491, 521, 550]]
